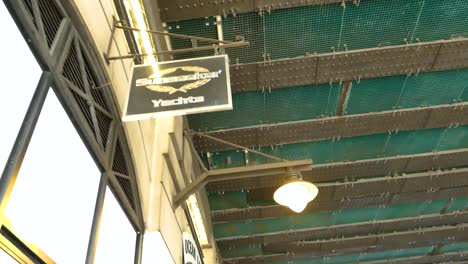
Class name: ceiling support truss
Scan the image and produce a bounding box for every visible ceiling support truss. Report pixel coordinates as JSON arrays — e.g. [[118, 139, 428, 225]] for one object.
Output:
[[363, 251, 468, 264], [216, 211, 468, 248], [224, 223, 468, 263], [211, 168, 468, 222], [158, 0, 358, 22], [206, 148, 468, 192], [230, 38, 468, 93], [193, 102, 468, 152]]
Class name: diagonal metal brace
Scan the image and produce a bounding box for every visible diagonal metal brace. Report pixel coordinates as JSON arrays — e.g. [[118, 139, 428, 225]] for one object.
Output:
[[173, 159, 313, 208]]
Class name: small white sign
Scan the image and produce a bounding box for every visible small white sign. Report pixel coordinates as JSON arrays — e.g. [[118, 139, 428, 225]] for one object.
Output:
[[183, 232, 202, 264]]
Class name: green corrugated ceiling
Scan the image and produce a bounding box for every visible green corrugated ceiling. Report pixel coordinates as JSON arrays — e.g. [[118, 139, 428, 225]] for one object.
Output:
[[169, 0, 468, 262]]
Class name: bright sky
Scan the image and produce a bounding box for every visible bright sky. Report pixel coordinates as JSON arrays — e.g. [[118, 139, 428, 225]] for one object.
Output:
[[0, 2, 135, 263]]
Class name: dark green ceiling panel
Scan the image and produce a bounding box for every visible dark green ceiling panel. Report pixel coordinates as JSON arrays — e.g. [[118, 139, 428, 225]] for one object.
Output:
[[446, 197, 468, 212], [414, 0, 468, 41], [167, 17, 218, 60], [267, 246, 435, 264], [358, 246, 434, 262], [333, 206, 378, 225], [338, 0, 421, 51], [345, 75, 407, 115], [396, 69, 468, 108], [208, 191, 247, 211], [435, 125, 468, 151], [323, 254, 360, 264], [248, 199, 276, 207], [169, 0, 468, 64], [213, 200, 448, 239], [330, 133, 387, 162], [188, 69, 468, 132], [383, 127, 445, 156], [223, 13, 264, 64], [252, 0, 427, 61], [170, 1, 468, 262], [375, 202, 426, 221], [264, 4, 343, 59], [189, 83, 342, 131], [214, 216, 292, 238], [440, 242, 468, 253], [462, 85, 468, 101], [346, 69, 468, 115], [208, 137, 333, 169], [293, 211, 335, 229], [209, 126, 468, 169], [220, 244, 262, 258]]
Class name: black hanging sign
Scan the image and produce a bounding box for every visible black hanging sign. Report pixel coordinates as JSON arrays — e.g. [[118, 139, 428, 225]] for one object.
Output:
[[123, 55, 232, 121]]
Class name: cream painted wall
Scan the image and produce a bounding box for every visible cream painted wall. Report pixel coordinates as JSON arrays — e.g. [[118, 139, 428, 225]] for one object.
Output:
[[71, 1, 202, 263]]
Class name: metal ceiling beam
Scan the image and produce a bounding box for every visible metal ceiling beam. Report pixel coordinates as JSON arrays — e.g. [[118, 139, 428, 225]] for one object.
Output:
[[158, 0, 355, 22], [206, 148, 468, 192], [230, 38, 468, 93], [173, 159, 312, 207], [212, 186, 468, 222], [224, 223, 468, 263], [193, 102, 468, 152], [363, 251, 468, 264], [224, 251, 468, 264], [245, 168, 468, 203], [216, 211, 468, 248]]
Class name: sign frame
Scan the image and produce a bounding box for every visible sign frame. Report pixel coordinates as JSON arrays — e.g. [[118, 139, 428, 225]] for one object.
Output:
[[183, 232, 202, 264], [122, 55, 232, 121]]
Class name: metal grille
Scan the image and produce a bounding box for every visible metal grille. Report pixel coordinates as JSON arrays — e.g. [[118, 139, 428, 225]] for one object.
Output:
[[115, 175, 136, 210], [112, 141, 129, 176], [70, 90, 94, 133], [95, 110, 112, 149], [37, 0, 64, 47], [81, 48, 111, 112], [62, 43, 85, 92]]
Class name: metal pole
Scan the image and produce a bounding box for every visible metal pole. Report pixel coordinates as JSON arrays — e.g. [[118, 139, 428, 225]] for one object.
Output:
[[105, 41, 249, 61], [0, 72, 51, 210], [116, 25, 233, 44], [191, 131, 288, 162], [134, 232, 143, 264], [85, 172, 108, 264]]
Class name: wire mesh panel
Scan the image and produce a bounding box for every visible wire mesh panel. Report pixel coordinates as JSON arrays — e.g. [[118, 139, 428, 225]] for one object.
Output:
[[167, 0, 468, 63], [440, 242, 468, 253], [223, 13, 265, 64], [188, 83, 342, 130], [415, 0, 468, 42], [346, 69, 468, 115], [167, 17, 218, 60]]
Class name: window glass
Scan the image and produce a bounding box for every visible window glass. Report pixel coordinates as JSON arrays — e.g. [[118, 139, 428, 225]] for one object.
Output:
[[5, 91, 101, 263], [0, 1, 42, 171], [94, 187, 136, 264], [0, 248, 18, 263]]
